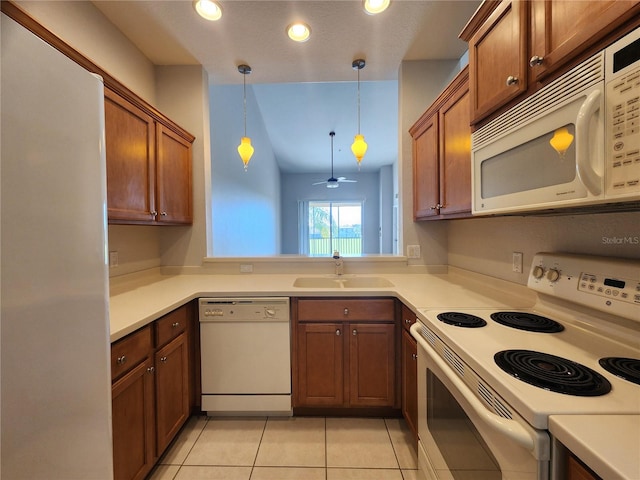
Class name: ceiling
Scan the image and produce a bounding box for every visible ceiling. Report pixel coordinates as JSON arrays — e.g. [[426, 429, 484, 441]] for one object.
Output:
[[93, 0, 480, 174]]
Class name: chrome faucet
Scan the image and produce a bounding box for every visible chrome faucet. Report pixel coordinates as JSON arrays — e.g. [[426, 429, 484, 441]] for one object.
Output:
[[333, 251, 344, 275]]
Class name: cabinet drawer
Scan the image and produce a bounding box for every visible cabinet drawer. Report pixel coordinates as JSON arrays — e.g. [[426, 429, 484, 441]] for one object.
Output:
[[401, 304, 417, 333], [155, 305, 188, 348], [111, 325, 152, 381], [298, 298, 394, 322]]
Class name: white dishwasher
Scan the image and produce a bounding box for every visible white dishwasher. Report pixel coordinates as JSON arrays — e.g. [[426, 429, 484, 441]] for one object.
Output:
[[199, 297, 291, 416]]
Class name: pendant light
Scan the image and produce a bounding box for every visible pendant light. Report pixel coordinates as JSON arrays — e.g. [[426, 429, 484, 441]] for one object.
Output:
[[237, 64, 254, 171], [351, 59, 368, 167]]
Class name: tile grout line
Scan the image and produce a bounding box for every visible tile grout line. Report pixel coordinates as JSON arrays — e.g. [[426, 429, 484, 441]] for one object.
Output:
[[384, 418, 404, 475], [248, 416, 269, 480], [165, 414, 210, 480]]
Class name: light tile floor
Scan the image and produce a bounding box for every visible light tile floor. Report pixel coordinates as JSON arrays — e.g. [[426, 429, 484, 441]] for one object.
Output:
[[149, 416, 419, 480]]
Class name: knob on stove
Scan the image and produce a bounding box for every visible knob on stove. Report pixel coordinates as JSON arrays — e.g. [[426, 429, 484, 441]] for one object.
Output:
[[546, 268, 561, 282], [532, 266, 544, 279]]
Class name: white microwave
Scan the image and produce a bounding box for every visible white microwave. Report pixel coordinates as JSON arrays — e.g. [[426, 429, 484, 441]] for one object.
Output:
[[472, 27, 640, 215]]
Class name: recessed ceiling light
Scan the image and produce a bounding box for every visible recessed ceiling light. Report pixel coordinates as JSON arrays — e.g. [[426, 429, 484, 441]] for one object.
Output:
[[193, 0, 223, 21], [287, 23, 311, 43], [363, 0, 390, 15]]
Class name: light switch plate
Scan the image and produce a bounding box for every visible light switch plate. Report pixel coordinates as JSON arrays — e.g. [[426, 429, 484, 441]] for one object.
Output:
[[512, 252, 523, 273], [240, 264, 253, 273], [407, 245, 421, 259], [109, 251, 118, 268]]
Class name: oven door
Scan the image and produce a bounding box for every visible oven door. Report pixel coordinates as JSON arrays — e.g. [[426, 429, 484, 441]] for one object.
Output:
[[411, 323, 550, 480]]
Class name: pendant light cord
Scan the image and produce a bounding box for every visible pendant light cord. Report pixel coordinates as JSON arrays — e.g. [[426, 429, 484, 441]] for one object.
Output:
[[243, 72, 247, 137], [356, 67, 361, 135]]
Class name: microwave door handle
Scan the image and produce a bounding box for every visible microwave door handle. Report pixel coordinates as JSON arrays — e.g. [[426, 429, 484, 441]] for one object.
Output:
[[575, 89, 602, 196], [410, 323, 536, 453]]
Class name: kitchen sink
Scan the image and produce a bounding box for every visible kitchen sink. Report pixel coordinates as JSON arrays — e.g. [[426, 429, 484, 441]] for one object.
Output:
[[293, 276, 394, 288]]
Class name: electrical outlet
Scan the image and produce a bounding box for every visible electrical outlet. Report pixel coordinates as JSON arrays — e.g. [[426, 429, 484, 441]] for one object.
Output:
[[512, 252, 523, 273], [109, 251, 119, 268], [407, 245, 421, 259], [240, 264, 253, 273]]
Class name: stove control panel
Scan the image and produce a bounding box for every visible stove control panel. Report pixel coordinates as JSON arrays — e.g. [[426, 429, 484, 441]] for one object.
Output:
[[578, 272, 639, 304], [528, 252, 640, 322]]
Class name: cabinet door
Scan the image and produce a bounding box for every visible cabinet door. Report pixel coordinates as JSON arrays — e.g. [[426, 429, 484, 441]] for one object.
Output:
[[412, 113, 440, 219], [349, 323, 395, 407], [401, 329, 418, 441], [439, 75, 471, 217], [112, 359, 155, 480], [469, 0, 528, 122], [156, 124, 193, 224], [530, 0, 640, 83], [105, 88, 156, 223], [155, 333, 190, 454], [296, 323, 344, 407]]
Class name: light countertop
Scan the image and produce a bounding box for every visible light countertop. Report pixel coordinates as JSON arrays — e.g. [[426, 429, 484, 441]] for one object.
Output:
[[550, 415, 640, 480], [109, 267, 536, 342]]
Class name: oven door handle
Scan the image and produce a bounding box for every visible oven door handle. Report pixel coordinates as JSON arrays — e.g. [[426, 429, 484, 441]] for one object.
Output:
[[575, 89, 602, 196], [410, 323, 536, 453]]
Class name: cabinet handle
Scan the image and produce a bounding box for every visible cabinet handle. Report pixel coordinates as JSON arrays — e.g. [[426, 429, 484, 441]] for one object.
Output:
[[412, 353, 418, 361], [150, 211, 158, 218], [160, 212, 167, 216], [404, 318, 412, 324], [172, 322, 180, 328], [529, 55, 544, 67], [506, 76, 519, 86], [436, 203, 445, 209], [147, 366, 155, 373], [343, 308, 349, 316], [336, 329, 341, 336], [117, 355, 126, 365], [352, 329, 357, 336], [160, 356, 168, 363]]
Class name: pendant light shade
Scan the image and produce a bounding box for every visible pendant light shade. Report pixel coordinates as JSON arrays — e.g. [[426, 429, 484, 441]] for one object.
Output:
[[237, 64, 253, 170], [237, 137, 254, 168], [351, 59, 367, 167]]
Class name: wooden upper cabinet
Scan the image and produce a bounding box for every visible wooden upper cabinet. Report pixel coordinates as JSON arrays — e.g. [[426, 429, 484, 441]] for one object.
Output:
[[410, 67, 471, 220], [468, 0, 528, 123], [105, 88, 156, 223], [529, 0, 640, 83], [156, 124, 193, 224], [412, 113, 440, 219], [439, 79, 471, 216], [463, 0, 640, 125], [104, 87, 194, 225]]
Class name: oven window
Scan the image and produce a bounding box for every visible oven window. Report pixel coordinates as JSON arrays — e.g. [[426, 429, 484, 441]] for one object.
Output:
[[427, 371, 501, 479]]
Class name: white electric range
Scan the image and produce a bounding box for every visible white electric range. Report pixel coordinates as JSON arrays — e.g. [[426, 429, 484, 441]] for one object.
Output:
[[411, 252, 640, 480]]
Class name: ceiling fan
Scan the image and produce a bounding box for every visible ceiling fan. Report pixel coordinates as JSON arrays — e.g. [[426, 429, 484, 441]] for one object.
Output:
[[313, 131, 357, 189]]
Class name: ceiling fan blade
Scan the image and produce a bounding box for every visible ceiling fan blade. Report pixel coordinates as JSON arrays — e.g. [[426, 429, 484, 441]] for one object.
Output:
[[337, 178, 357, 183], [312, 180, 327, 186]]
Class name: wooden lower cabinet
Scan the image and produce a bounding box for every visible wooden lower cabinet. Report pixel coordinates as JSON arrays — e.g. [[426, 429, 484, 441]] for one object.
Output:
[[155, 332, 190, 454], [111, 304, 194, 480], [112, 358, 155, 480], [567, 454, 601, 480], [296, 323, 344, 406], [349, 323, 396, 407], [401, 329, 418, 441], [294, 298, 398, 410]]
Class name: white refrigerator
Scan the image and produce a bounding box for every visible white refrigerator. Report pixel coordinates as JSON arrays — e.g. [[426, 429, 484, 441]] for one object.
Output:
[[1, 13, 113, 480]]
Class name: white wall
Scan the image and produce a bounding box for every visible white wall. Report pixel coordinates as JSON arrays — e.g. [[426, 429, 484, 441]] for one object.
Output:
[[155, 65, 211, 267], [210, 84, 281, 256], [280, 172, 382, 255], [448, 212, 640, 284], [379, 164, 395, 254], [398, 59, 461, 265]]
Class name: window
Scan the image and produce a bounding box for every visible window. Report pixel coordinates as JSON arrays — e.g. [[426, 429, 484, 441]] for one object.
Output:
[[305, 201, 362, 256]]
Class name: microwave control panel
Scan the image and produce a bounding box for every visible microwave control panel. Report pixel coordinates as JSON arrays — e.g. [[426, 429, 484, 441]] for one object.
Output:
[[606, 31, 640, 197]]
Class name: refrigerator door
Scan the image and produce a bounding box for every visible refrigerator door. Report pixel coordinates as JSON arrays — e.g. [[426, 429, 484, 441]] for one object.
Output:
[[1, 14, 113, 479]]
